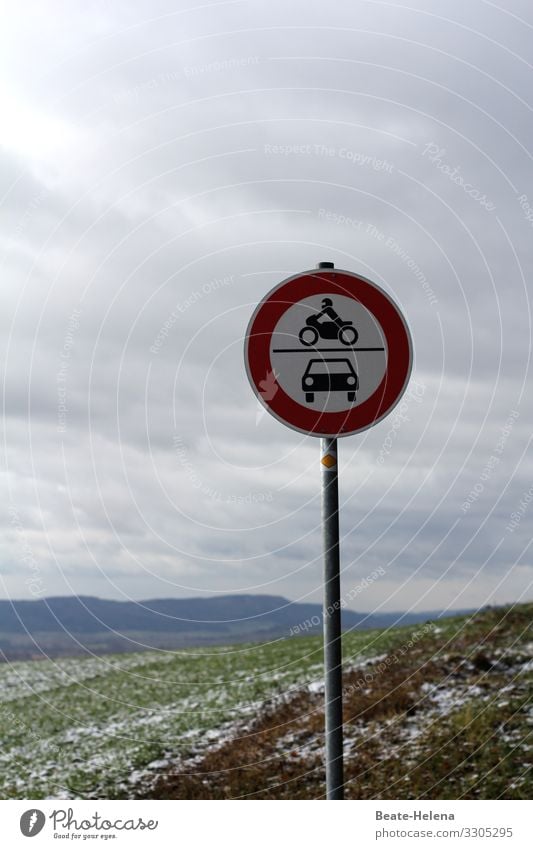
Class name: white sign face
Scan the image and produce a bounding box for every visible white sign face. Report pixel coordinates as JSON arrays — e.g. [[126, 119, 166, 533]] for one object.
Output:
[[245, 267, 412, 437], [270, 294, 387, 413]]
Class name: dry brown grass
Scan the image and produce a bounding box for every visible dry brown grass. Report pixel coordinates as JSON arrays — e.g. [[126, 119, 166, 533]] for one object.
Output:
[[143, 604, 532, 800]]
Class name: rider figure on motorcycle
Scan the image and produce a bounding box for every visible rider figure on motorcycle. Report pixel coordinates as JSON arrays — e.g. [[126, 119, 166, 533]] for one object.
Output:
[[314, 297, 340, 324]]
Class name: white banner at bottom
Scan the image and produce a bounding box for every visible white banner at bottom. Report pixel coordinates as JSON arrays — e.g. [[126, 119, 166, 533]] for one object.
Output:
[[1, 799, 529, 848]]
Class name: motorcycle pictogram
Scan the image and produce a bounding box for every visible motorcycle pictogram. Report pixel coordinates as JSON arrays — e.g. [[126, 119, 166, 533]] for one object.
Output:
[[298, 298, 359, 347]]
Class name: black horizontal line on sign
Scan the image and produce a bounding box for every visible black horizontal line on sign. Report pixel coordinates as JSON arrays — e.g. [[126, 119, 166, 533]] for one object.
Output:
[[271, 347, 386, 353]]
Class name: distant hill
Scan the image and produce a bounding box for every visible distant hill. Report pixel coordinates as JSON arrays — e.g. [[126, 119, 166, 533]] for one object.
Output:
[[0, 594, 476, 659]]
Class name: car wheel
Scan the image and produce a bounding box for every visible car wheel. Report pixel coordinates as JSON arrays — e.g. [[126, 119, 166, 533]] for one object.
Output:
[[339, 326, 358, 345], [347, 392, 356, 403], [299, 327, 319, 347], [305, 393, 315, 402]]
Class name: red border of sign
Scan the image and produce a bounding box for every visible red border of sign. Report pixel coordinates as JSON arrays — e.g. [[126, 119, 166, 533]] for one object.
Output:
[[244, 268, 413, 437]]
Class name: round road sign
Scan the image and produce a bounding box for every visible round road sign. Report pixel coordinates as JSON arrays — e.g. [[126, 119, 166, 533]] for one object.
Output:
[[244, 265, 413, 437]]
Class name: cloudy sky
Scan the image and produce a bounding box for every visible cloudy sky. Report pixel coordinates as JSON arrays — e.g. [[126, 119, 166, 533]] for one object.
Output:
[[1, 0, 532, 616]]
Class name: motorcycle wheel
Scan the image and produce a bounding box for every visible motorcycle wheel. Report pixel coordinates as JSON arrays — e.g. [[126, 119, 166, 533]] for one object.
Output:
[[299, 326, 319, 347], [339, 326, 358, 345]]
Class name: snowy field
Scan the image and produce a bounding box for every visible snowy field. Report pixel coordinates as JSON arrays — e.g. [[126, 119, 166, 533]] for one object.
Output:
[[2, 608, 529, 800], [0, 625, 405, 799]]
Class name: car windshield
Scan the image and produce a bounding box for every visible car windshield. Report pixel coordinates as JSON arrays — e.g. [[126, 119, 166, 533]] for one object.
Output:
[[308, 359, 352, 374]]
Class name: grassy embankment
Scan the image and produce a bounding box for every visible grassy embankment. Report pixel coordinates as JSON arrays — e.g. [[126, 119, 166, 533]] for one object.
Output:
[[0, 603, 530, 799]]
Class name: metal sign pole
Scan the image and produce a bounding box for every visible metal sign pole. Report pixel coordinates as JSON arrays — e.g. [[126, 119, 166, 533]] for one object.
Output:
[[321, 437, 344, 800], [246, 261, 412, 800]]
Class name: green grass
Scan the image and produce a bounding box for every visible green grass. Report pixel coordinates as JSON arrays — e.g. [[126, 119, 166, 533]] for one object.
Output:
[[145, 603, 532, 800], [0, 621, 414, 799], [0, 606, 529, 800]]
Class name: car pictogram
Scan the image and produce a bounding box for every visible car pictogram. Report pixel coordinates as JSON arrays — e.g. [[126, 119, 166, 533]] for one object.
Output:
[[301, 358, 358, 403]]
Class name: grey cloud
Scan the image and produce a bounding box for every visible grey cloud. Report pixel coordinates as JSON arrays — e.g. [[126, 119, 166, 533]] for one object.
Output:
[[1, 0, 532, 611]]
